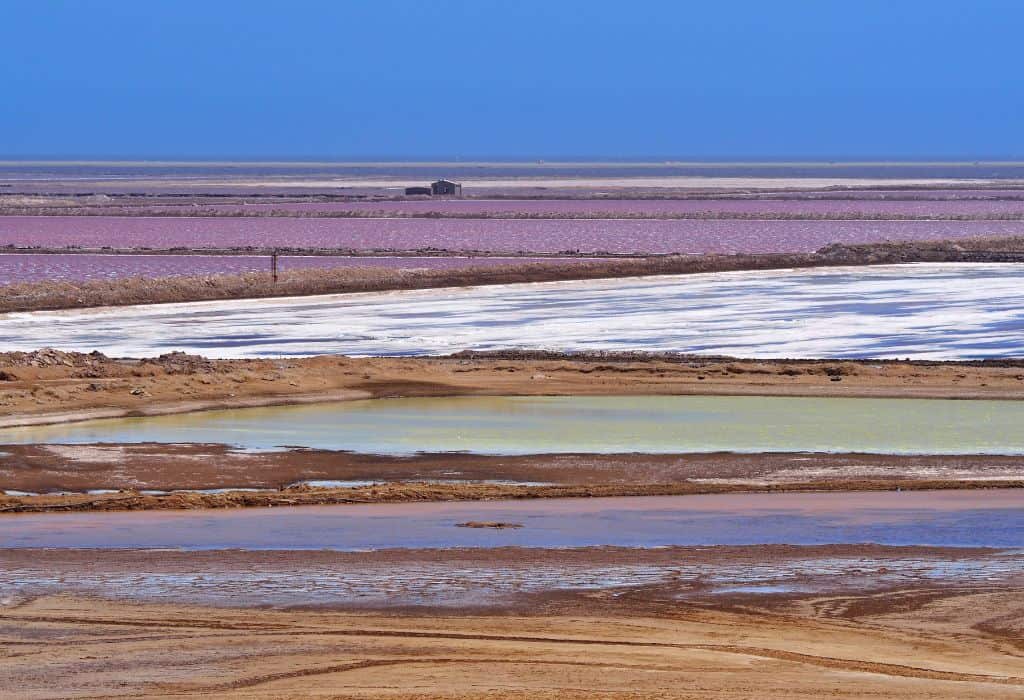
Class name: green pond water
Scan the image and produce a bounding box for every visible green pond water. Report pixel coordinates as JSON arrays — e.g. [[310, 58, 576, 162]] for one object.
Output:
[[2, 395, 1023, 455]]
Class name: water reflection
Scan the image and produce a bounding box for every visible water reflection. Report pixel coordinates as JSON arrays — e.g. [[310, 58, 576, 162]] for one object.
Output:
[[3, 491, 1022, 550]]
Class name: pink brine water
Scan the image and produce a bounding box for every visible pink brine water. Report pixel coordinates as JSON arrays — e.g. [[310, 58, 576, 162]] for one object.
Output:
[[3, 216, 1023, 255]]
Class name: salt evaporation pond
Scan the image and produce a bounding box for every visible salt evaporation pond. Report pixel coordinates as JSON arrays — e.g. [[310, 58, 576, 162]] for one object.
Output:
[[2, 263, 1023, 359], [5, 395, 1024, 456], [0, 253, 586, 284], [2, 491, 1021, 550], [6, 215, 1024, 254]]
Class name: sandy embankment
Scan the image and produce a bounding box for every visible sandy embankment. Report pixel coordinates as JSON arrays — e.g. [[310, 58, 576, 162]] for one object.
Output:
[[3, 349, 1024, 429], [3, 552, 1024, 698]]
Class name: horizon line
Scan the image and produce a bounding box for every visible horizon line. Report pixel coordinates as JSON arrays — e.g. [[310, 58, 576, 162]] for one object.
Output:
[[5, 159, 1024, 168]]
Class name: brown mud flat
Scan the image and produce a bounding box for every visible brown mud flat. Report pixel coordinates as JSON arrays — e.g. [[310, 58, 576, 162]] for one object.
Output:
[[3, 234, 1024, 314], [3, 545, 1024, 698], [4, 350, 1024, 430], [10, 444, 1024, 491], [0, 542, 1003, 573], [3, 477, 1022, 515], [3, 445, 1024, 513]]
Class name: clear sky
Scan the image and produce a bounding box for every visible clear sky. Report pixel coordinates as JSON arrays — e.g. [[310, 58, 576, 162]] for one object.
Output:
[[3, 0, 1021, 160]]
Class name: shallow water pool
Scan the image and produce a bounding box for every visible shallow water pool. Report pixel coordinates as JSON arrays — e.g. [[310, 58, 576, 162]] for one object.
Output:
[[3, 490, 1021, 550], [4, 394, 1024, 455]]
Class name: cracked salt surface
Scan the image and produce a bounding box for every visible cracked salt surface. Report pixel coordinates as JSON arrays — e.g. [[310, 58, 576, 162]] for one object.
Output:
[[2, 263, 1024, 359]]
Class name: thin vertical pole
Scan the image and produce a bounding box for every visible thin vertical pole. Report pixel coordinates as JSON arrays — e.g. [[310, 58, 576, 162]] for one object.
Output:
[[271, 250, 278, 283]]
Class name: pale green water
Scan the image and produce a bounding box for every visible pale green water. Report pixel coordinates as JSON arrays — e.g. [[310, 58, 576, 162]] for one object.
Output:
[[2, 395, 1023, 455]]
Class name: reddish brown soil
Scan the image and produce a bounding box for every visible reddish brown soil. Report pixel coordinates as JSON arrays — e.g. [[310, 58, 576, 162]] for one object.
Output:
[[2, 444, 1023, 513], [7, 444, 1024, 492]]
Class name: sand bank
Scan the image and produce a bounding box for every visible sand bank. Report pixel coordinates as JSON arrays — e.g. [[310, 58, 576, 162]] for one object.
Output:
[[3, 351, 1024, 429], [6, 569, 1024, 695]]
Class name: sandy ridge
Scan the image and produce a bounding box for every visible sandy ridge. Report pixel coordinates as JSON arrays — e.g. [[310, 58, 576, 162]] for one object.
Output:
[[4, 351, 1024, 430]]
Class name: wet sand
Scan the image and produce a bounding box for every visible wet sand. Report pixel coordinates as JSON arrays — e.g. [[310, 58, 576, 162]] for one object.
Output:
[[3, 548, 1024, 697], [1, 544, 1020, 609]]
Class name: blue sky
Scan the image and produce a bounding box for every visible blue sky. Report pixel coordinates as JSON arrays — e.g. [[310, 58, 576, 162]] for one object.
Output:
[[2, 1, 1021, 160]]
